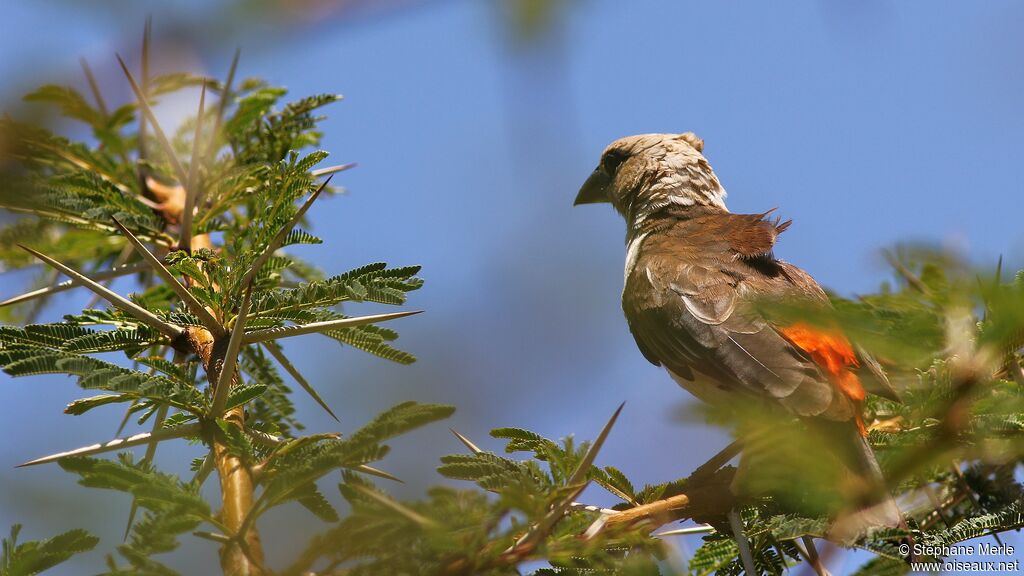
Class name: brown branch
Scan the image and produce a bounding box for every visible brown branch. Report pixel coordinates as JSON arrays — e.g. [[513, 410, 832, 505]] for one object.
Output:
[[442, 466, 738, 576], [188, 326, 264, 575], [155, 156, 258, 574], [797, 536, 832, 576], [603, 467, 737, 530], [178, 220, 257, 575]]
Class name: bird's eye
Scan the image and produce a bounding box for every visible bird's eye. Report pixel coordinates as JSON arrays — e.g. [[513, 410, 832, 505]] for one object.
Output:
[[601, 150, 627, 175]]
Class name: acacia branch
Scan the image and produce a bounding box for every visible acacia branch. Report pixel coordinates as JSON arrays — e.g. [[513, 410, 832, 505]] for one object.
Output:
[[187, 325, 264, 576], [600, 467, 737, 531]]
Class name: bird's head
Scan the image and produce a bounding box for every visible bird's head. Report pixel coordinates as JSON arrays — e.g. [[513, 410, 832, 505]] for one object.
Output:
[[574, 133, 728, 227]]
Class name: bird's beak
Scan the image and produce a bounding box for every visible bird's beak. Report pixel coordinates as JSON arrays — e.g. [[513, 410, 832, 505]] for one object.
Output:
[[574, 168, 611, 206]]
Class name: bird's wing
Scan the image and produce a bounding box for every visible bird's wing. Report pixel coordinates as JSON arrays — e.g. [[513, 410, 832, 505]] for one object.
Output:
[[771, 260, 900, 404], [623, 212, 860, 421]]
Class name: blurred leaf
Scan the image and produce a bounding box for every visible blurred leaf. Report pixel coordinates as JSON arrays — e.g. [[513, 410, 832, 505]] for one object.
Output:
[[0, 524, 98, 576]]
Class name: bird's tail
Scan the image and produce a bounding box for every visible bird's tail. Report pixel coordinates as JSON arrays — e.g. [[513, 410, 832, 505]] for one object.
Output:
[[810, 419, 903, 543]]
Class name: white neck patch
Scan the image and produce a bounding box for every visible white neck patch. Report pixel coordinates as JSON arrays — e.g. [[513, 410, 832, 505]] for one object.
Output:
[[623, 231, 649, 287]]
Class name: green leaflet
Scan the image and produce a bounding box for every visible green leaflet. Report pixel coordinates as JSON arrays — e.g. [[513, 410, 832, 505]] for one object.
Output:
[[0, 324, 93, 348], [923, 500, 1024, 547], [593, 465, 636, 503], [0, 348, 204, 414], [293, 483, 340, 523], [324, 324, 417, 365], [62, 327, 157, 353], [260, 402, 453, 517], [225, 383, 268, 410], [281, 228, 323, 247], [249, 262, 423, 316], [64, 393, 131, 415], [23, 84, 105, 126], [343, 402, 455, 454], [59, 454, 211, 521], [437, 452, 546, 493], [240, 344, 302, 434], [0, 524, 98, 576], [491, 427, 561, 460]]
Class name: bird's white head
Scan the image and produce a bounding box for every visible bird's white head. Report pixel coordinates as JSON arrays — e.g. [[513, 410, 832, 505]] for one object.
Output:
[[574, 133, 728, 230]]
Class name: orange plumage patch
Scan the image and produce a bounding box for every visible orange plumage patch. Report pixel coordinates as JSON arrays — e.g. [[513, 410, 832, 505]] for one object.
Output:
[[779, 322, 868, 435]]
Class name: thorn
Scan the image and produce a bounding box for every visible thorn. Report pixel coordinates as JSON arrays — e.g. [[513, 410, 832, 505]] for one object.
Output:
[[310, 163, 356, 178], [205, 47, 240, 166], [690, 438, 743, 480], [124, 404, 169, 540], [354, 464, 403, 483], [239, 176, 332, 290], [17, 423, 200, 467], [565, 402, 624, 488], [261, 341, 337, 421], [450, 428, 482, 454], [568, 501, 618, 515], [142, 17, 152, 90], [116, 54, 189, 188], [508, 402, 625, 554], [114, 405, 137, 439], [17, 244, 181, 339], [209, 287, 251, 417], [79, 58, 109, 117], [582, 514, 611, 540], [180, 84, 207, 252], [798, 535, 832, 576], [137, 17, 151, 167], [350, 484, 436, 528], [190, 450, 216, 487], [884, 250, 929, 295], [110, 216, 223, 336], [654, 524, 716, 537], [728, 509, 758, 576], [192, 530, 231, 544], [0, 263, 147, 308]]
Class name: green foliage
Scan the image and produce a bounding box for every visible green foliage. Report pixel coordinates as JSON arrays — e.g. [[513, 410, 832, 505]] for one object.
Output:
[[239, 344, 303, 434], [259, 402, 454, 516], [287, 425, 664, 576], [5, 28, 1024, 576], [56, 454, 210, 574], [0, 525, 98, 576], [0, 33, 439, 576]]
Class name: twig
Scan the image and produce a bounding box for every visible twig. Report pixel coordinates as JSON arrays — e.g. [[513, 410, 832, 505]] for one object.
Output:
[[690, 438, 743, 480], [950, 461, 1003, 546], [884, 250, 930, 295], [601, 467, 736, 531], [799, 536, 831, 576], [922, 485, 953, 529]]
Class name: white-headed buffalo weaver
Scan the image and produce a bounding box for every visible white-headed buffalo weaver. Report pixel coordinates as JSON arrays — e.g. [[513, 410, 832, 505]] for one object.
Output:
[[574, 132, 903, 538]]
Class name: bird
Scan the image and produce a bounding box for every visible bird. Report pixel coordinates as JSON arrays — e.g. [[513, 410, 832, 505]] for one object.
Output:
[[573, 132, 902, 539]]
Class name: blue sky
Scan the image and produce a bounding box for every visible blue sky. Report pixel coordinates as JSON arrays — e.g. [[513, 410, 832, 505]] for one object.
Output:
[[2, 1, 1024, 573]]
